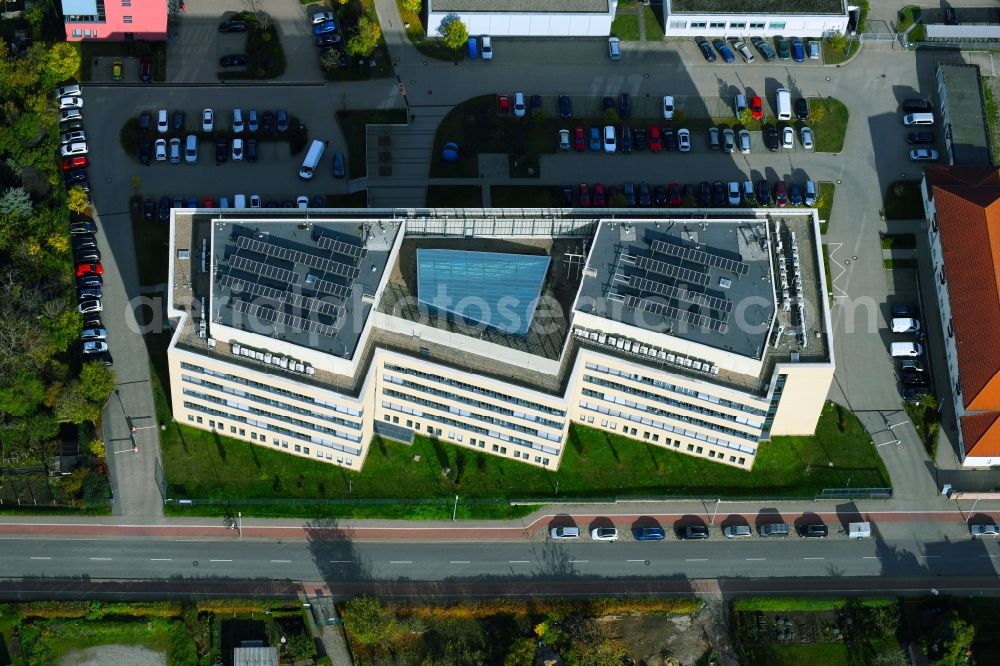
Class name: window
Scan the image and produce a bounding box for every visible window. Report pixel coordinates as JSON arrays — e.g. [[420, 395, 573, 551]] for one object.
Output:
[[260, 435, 265, 443], [708, 451, 716, 458], [669, 20, 687, 29], [513, 451, 520, 459], [768, 21, 786, 29], [239, 429, 246, 436], [230, 426, 236, 433], [543, 458, 550, 466], [122, 16, 133, 24], [710, 21, 726, 29], [72, 29, 82, 37], [187, 414, 194, 422], [492, 444, 499, 452], [196, 416, 203, 424], [392, 416, 399, 424], [281, 442, 288, 449], [478, 441, 485, 448], [535, 456, 542, 463], [209, 420, 215, 428], [690, 21, 707, 28], [500, 447, 507, 454], [739, 457, 746, 465], [122, 0, 130, 5], [217, 422, 223, 430], [251, 432, 258, 440], [470, 438, 477, 445], [652, 434, 659, 442], [294, 445, 301, 452], [687, 444, 694, 451], [730, 22, 746, 29], [696, 446, 703, 454], [406, 419, 413, 428], [448, 432, 455, 440], [384, 414, 391, 421], [750, 22, 765, 28], [643, 432, 650, 440], [600, 419, 608, 428], [457, 434, 463, 442], [729, 456, 736, 462]]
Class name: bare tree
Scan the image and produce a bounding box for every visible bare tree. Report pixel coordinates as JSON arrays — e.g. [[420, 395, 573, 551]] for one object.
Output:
[[244, 0, 270, 31]]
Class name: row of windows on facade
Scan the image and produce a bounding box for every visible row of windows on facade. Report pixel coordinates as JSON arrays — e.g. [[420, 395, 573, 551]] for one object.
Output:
[[576, 413, 749, 466], [180, 362, 363, 417], [583, 362, 767, 418], [182, 401, 363, 456], [669, 20, 784, 30], [382, 387, 563, 443], [583, 374, 765, 432], [181, 374, 362, 430], [383, 374, 564, 430], [381, 413, 552, 466], [384, 363, 565, 417], [186, 413, 357, 464], [381, 400, 561, 455], [578, 400, 756, 455]]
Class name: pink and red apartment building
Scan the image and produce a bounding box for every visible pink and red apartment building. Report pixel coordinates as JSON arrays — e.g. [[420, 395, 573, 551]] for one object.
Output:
[[61, 0, 167, 41]]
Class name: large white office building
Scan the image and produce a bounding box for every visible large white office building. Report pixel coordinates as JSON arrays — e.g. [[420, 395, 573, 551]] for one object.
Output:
[[426, 0, 616, 38], [165, 208, 834, 473], [661, 0, 850, 38]]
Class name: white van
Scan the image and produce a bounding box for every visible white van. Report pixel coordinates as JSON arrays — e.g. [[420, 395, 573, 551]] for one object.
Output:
[[891, 317, 921, 334], [776, 88, 791, 120], [298, 139, 324, 180], [184, 135, 198, 164], [233, 194, 247, 209], [891, 341, 923, 357], [903, 112, 934, 126]]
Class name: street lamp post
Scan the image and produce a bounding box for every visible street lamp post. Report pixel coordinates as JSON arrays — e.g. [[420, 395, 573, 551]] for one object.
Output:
[[967, 498, 980, 523], [710, 498, 721, 526], [238, 511, 242, 538], [452, 495, 458, 522]]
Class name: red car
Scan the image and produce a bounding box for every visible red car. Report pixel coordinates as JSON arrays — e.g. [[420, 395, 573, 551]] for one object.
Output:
[[592, 183, 606, 207], [775, 181, 788, 207], [76, 262, 103, 277], [62, 155, 88, 171], [497, 94, 510, 114], [750, 96, 764, 121], [667, 182, 682, 206], [578, 183, 590, 207], [648, 127, 663, 153], [202, 196, 214, 208], [574, 126, 585, 152]]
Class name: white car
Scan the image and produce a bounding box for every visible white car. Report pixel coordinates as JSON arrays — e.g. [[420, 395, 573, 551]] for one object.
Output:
[[738, 128, 751, 154], [677, 128, 691, 152], [590, 527, 619, 542], [732, 40, 755, 63], [800, 126, 814, 149], [727, 181, 741, 206], [60, 108, 83, 123], [971, 523, 1000, 537], [603, 125, 616, 153], [59, 96, 83, 110], [59, 130, 86, 145], [782, 126, 794, 149], [513, 92, 525, 118], [82, 340, 108, 354], [78, 300, 102, 315], [154, 138, 167, 161], [311, 10, 335, 24], [55, 84, 82, 99], [558, 128, 570, 151], [232, 108, 245, 133], [169, 137, 181, 163], [910, 148, 939, 162], [202, 108, 214, 132], [662, 95, 675, 120], [157, 109, 168, 133], [81, 328, 108, 341], [296, 195, 309, 209], [250, 194, 261, 208], [60, 142, 88, 157], [231, 138, 244, 161], [480, 35, 493, 61]]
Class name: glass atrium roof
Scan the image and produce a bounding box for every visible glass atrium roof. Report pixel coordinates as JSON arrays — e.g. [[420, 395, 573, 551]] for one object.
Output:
[[416, 249, 550, 336]]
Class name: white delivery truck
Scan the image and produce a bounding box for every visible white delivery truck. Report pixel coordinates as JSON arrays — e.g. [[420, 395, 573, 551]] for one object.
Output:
[[890, 342, 923, 357], [891, 317, 921, 334], [849, 522, 871, 539]]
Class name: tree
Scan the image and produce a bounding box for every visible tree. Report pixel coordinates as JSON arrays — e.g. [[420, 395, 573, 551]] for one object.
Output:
[[342, 597, 403, 646], [0, 188, 32, 217], [67, 186, 90, 214], [54, 381, 101, 424], [401, 0, 421, 15], [60, 467, 89, 497], [346, 14, 382, 58], [504, 638, 536, 666], [0, 374, 45, 417], [285, 632, 316, 661], [88, 438, 106, 462], [932, 612, 974, 666], [79, 361, 116, 403], [45, 43, 81, 87], [738, 108, 755, 127], [826, 32, 849, 52], [439, 14, 468, 50]]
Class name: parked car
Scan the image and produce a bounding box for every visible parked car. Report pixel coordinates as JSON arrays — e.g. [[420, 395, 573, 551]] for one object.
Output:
[[143, 199, 155, 221], [713, 39, 735, 63], [140, 56, 152, 82], [78, 300, 102, 315], [481, 35, 493, 61], [756, 179, 771, 206], [497, 94, 510, 114], [215, 138, 228, 164], [550, 526, 580, 540], [623, 181, 636, 207], [607, 35, 621, 60], [70, 220, 97, 235], [971, 522, 999, 537], [648, 127, 663, 152], [75, 262, 103, 277], [781, 126, 794, 149], [799, 524, 829, 538], [63, 155, 88, 171], [64, 169, 88, 187], [677, 525, 710, 540], [790, 37, 805, 62], [662, 95, 675, 120], [158, 195, 171, 220], [246, 138, 257, 163], [60, 108, 83, 124], [138, 111, 151, 133], [276, 109, 289, 132], [333, 151, 346, 178], [219, 54, 249, 67], [78, 287, 102, 301], [172, 110, 184, 131], [80, 327, 107, 341], [248, 109, 258, 132], [699, 181, 711, 207], [709, 126, 720, 150], [738, 129, 751, 154], [695, 37, 716, 62], [668, 182, 682, 206], [910, 148, 939, 161], [55, 84, 82, 98], [558, 95, 572, 118], [808, 40, 821, 59], [231, 138, 244, 161], [578, 184, 591, 206], [561, 186, 574, 207], [805, 180, 817, 206], [513, 92, 526, 118], [261, 110, 275, 133], [712, 180, 726, 207], [795, 97, 809, 120], [620, 125, 632, 154], [677, 128, 690, 152], [218, 18, 248, 32], [154, 138, 167, 162], [82, 340, 108, 354], [903, 98, 933, 113], [313, 20, 337, 35], [906, 131, 935, 145], [789, 183, 803, 206], [592, 183, 606, 207], [723, 525, 752, 538], [60, 130, 86, 145], [59, 96, 83, 110], [603, 125, 616, 153], [775, 35, 791, 60], [634, 128, 647, 151], [774, 181, 788, 207], [727, 181, 741, 206], [633, 526, 666, 540], [586, 127, 599, 152], [311, 10, 336, 24], [638, 181, 651, 206], [61, 142, 88, 157], [591, 527, 619, 541], [750, 36, 776, 61], [619, 93, 631, 119], [750, 95, 763, 120], [722, 127, 735, 153], [169, 137, 181, 163], [654, 185, 667, 206], [316, 33, 341, 47], [764, 124, 779, 151], [732, 39, 754, 63]]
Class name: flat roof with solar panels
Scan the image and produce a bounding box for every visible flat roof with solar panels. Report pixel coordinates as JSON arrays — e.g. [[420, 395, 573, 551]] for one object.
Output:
[[577, 220, 776, 360], [210, 220, 396, 358]]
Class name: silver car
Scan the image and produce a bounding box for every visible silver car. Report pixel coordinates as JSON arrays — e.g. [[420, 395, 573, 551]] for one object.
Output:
[[722, 128, 735, 153], [732, 40, 755, 63], [82, 340, 108, 354], [723, 525, 752, 538], [81, 327, 108, 341], [971, 523, 999, 537], [677, 128, 691, 152], [591, 527, 619, 541], [738, 129, 751, 154]]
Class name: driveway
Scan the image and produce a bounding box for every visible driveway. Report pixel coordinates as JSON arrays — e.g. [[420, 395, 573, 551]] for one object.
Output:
[[167, 0, 326, 83]]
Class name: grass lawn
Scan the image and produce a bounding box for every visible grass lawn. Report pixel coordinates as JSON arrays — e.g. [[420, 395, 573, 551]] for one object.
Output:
[[806, 97, 849, 153], [161, 400, 889, 520], [744, 643, 850, 666], [431, 95, 561, 178], [644, 3, 664, 34], [491, 185, 562, 207], [897, 5, 921, 31], [611, 9, 641, 42], [904, 393, 940, 459], [883, 180, 925, 220], [426, 185, 482, 207], [821, 39, 858, 66], [335, 108, 408, 178], [822, 245, 834, 302], [396, 0, 464, 62], [817, 182, 835, 234], [19, 618, 175, 665], [982, 79, 1000, 163]]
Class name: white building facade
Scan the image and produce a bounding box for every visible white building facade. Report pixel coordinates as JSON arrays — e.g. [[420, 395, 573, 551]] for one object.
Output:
[[427, 0, 616, 37]]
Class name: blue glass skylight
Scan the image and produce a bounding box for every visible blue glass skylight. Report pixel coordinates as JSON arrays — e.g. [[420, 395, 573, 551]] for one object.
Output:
[[416, 249, 550, 336]]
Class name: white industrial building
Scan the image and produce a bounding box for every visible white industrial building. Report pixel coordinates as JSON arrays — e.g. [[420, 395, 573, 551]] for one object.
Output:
[[426, 0, 616, 37], [662, 0, 850, 38]]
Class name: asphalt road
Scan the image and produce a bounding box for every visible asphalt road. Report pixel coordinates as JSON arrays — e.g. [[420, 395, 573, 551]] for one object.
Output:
[[4, 525, 999, 582]]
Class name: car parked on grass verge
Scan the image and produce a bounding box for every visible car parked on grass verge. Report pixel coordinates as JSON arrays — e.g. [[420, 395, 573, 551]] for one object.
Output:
[[591, 527, 619, 541], [695, 37, 716, 62], [82, 340, 107, 354], [633, 526, 666, 541]]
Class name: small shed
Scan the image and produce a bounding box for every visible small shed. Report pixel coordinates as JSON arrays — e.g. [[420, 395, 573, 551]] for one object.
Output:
[[233, 646, 278, 666]]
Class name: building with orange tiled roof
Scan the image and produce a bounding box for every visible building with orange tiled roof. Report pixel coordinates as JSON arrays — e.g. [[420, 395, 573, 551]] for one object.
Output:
[[923, 166, 1000, 465]]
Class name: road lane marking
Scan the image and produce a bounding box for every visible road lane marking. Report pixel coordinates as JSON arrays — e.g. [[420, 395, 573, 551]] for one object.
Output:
[[627, 559, 647, 562], [270, 559, 291, 563], [209, 559, 233, 562], [917, 555, 941, 559], [568, 560, 588, 564], [150, 558, 172, 561], [979, 554, 1000, 558], [89, 557, 112, 561], [804, 557, 825, 560], [449, 560, 470, 564], [30, 557, 51, 560], [863, 556, 882, 559], [685, 558, 708, 562], [389, 560, 412, 564], [509, 560, 531, 564], [329, 560, 352, 563], [745, 558, 766, 561]]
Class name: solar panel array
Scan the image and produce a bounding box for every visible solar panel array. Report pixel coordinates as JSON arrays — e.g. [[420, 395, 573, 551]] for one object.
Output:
[[317, 234, 367, 260], [623, 294, 729, 334], [232, 300, 339, 337], [236, 236, 361, 280], [308, 276, 352, 299], [628, 275, 732, 315], [631, 255, 711, 287], [650, 239, 749, 276], [228, 255, 299, 285], [220, 275, 345, 319]]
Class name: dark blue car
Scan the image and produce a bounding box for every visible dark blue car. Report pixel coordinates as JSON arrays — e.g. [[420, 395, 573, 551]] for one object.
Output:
[[713, 39, 735, 63], [632, 527, 666, 541], [756, 179, 771, 206], [790, 37, 805, 63], [589, 127, 601, 151], [313, 20, 337, 35], [558, 95, 572, 119], [695, 37, 716, 62]]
